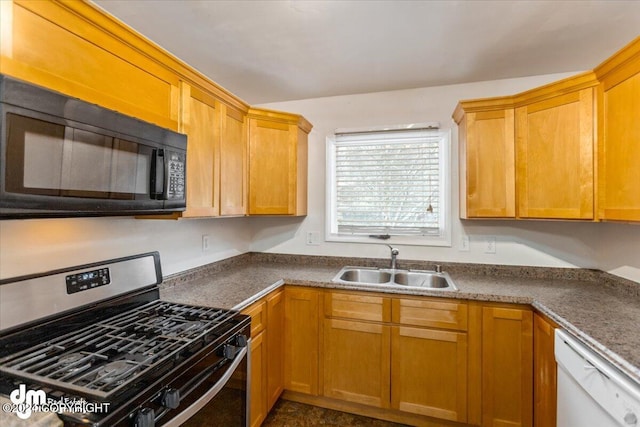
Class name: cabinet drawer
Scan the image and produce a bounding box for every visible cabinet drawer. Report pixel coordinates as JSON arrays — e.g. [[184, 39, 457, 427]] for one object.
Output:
[[243, 300, 266, 337], [392, 298, 468, 331], [325, 291, 391, 322]]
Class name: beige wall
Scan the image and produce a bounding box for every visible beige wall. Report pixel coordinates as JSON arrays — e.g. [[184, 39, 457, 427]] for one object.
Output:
[[0, 216, 251, 279]]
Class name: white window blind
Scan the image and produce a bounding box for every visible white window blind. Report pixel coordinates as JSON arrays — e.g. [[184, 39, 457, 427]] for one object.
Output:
[[329, 128, 448, 238]]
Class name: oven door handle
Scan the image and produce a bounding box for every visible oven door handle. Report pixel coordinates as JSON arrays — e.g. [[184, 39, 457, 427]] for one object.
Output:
[[162, 346, 248, 427]]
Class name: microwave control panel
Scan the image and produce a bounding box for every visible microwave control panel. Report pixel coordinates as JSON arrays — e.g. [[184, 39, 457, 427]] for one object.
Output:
[[66, 268, 111, 294], [167, 151, 186, 200]]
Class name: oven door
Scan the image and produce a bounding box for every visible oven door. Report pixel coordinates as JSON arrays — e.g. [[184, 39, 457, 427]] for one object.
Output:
[[161, 345, 249, 427]]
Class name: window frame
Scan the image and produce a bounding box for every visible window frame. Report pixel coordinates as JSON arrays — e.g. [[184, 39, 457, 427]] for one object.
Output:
[[325, 125, 452, 247]]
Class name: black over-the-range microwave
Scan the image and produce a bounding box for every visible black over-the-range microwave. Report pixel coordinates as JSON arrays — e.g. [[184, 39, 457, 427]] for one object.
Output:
[[0, 74, 187, 219]]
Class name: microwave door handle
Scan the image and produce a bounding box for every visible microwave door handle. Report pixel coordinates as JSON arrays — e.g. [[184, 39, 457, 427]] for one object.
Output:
[[150, 149, 165, 199]]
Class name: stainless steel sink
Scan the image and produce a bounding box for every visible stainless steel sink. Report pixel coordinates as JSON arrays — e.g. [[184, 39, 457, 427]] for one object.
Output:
[[338, 269, 392, 284], [332, 266, 458, 291]]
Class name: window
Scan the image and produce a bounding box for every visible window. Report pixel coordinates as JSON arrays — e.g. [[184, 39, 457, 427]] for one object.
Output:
[[326, 125, 451, 246]]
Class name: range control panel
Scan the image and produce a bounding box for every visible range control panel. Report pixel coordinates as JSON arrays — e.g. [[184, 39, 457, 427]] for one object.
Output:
[[66, 268, 111, 294]]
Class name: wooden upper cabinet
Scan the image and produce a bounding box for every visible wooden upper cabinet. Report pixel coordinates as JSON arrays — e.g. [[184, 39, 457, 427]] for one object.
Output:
[[515, 76, 597, 220], [595, 36, 640, 222], [248, 108, 312, 215], [220, 104, 248, 216], [180, 84, 220, 217], [454, 72, 598, 221], [454, 102, 516, 218], [170, 87, 249, 219], [0, 0, 180, 130]]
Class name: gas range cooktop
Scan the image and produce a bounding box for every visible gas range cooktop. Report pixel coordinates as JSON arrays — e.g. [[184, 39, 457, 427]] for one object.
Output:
[[0, 300, 233, 400]]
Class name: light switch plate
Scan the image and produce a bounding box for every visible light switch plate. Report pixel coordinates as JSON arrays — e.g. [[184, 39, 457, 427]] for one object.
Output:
[[306, 231, 321, 245], [460, 235, 470, 252], [484, 236, 496, 254]]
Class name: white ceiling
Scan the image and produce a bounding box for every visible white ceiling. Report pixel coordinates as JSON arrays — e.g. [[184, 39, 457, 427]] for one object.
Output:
[[93, 0, 640, 104]]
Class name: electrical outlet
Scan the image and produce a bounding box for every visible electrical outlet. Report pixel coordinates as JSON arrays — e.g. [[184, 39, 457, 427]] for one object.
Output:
[[202, 234, 210, 252], [460, 235, 470, 252], [306, 231, 321, 246], [484, 236, 496, 254]]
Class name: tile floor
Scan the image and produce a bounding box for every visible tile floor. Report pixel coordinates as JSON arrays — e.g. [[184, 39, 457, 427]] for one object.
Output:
[[262, 400, 410, 427]]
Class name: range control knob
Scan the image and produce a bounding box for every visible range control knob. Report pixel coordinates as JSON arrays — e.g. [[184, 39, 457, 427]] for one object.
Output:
[[161, 388, 180, 409], [234, 334, 248, 347], [134, 407, 155, 427], [222, 344, 237, 360], [624, 411, 638, 425]]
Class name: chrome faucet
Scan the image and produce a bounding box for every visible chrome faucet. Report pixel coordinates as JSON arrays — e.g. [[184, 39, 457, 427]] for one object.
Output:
[[387, 245, 399, 270]]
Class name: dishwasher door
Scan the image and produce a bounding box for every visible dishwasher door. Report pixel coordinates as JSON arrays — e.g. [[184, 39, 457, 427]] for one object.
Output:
[[555, 329, 640, 427]]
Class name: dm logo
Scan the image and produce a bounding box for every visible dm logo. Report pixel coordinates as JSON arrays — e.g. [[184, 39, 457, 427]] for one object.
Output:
[[10, 384, 46, 419]]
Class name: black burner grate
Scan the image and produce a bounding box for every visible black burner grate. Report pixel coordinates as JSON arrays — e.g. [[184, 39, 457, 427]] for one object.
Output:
[[0, 301, 230, 399]]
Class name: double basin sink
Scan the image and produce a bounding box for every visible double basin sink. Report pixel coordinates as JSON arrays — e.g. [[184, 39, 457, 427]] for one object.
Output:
[[332, 266, 457, 291]]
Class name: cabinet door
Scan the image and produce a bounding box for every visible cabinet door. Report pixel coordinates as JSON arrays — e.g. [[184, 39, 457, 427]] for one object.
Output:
[[249, 331, 267, 427], [220, 104, 247, 216], [533, 314, 556, 427], [266, 290, 284, 410], [482, 306, 533, 427], [249, 119, 297, 215], [323, 318, 390, 408], [461, 110, 516, 218], [284, 287, 320, 395], [181, 84, 220, 217], [516, 88, 594, 219], [1, 1, 180, 130], [391, 326, 467, 422], [599, 71, 640, 221]]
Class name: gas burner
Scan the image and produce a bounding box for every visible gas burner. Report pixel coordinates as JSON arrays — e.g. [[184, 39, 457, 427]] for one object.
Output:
[[59, 352, 85, 365], [95, 360, 137, 385], [56, 352, 92, 375], [165, 320, 206, 337]]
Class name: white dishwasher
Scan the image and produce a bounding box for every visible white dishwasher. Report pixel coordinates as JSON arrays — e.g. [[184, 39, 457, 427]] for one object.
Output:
[[555, 329, 640, 427]]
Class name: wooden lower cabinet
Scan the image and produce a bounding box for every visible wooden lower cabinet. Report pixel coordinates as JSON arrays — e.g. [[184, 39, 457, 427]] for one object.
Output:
[[323, 318, 390, 408], [482, 306, 533, 427], [249, 331, 267, 427], [533, 313, 557, 427], [266, 290, 284, 409], [276, 288, 538, 427], [242, 300, 267, 427], [391, 326, 468, 422], [284, 287, 320, 395], [242, 290, 284, 427]]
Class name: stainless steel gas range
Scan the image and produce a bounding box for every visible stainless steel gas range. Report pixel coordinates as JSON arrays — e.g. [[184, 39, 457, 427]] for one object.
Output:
[[0, 252, 250, 426]]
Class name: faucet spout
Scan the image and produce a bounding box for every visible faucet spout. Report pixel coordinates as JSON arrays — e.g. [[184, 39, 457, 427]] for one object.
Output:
[[386, 245, 399, 270]]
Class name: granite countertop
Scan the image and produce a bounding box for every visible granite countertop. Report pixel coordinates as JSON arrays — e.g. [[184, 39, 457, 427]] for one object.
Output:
[[159, 253, 640, 385]]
